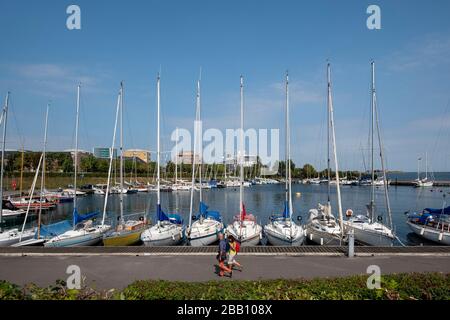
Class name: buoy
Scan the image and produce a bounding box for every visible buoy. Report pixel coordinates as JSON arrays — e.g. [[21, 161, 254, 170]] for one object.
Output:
[[295, 192, 301, 198], [346, 209, 353, 217]]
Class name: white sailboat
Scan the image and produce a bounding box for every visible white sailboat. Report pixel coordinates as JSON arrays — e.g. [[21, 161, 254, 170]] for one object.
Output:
[[415, 152, 434, 187], [141, 73, 184, 246], [0, 92, 35, 246], [226, 76, 262, 246], [306, 63, 344, 246], [103, 82, 146, 246], [343, 61, 395, 246], [45, 84, 110, 247], [264, 72, 304, 246], [187, 77, 224, 246]]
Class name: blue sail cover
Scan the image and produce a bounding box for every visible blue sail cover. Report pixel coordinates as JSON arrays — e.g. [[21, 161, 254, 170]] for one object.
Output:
[[424, 206, 450, 215], [282, 201, 289, 219], [38, 220, 72, 238], [73, 208, 100, 226], [157, 204, 170, 222], [199, 201, 222, 222]]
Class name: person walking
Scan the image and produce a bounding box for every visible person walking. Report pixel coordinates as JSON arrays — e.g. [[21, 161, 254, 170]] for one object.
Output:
[[227, 235, 242, 271], [217, 233, 232, 277]]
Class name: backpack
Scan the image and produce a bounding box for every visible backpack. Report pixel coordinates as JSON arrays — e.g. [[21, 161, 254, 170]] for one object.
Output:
[[235, 241, 241, 253]]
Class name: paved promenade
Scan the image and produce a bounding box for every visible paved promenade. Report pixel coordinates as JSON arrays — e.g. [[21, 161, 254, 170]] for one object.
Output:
[[0, 254, 449, 289]]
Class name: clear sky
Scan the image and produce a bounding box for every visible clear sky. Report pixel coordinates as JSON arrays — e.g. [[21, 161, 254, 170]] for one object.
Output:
[[1, 0, 449, 171]]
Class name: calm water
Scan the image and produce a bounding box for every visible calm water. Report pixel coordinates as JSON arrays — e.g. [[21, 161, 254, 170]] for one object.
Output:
[[37, 182, 450, 246]]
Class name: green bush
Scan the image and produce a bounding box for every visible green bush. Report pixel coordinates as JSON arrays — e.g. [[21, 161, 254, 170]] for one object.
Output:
[[0, 273, 448, 300]]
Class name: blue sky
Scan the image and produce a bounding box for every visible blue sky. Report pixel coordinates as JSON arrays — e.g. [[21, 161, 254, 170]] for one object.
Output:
[[1, 0, 450, 171]]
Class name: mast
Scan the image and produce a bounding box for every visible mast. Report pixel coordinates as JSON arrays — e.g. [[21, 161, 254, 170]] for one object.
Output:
[[156, 74, 161, 213], [73, 84, 80, 221], [175, 128, 178, 184], [328, 63, 344, 237], [285, 71, 293, 219], [37, 103, 49, 239], [0, 92, 9, 232], [425, 152, 428, 180], [239, 76, 244, 222], [370, 62, 375, 222], [197, 79, 202, 203], [189, 78, 201, 228], [327, 65, 331, 212], [417, 157, 420, 181], [119, 82, 124, 224], [19, 147, 24, 196], [102, 88, 121, 226], [373, 61, 393, 230]]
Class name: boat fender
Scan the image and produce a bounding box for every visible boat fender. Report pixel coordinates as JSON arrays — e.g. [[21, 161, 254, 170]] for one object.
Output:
[[259, 232, 263, 239], [172, 234, 175, 241], [420, 228, 425, 235], [309, 233, 313, 241], [346, 209, 353, 217], [439, 232, 443, 241], [320, 238, 323, 246]]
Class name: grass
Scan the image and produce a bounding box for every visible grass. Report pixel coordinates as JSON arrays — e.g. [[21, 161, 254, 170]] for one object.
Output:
[[0, 273, 449, 300]]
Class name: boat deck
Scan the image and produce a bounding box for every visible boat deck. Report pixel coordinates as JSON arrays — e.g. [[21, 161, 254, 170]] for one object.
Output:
[[0, 245, 449, 256]]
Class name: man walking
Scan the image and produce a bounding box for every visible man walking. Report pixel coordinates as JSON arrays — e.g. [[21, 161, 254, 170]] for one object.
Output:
[[217, 233, 232, 277]]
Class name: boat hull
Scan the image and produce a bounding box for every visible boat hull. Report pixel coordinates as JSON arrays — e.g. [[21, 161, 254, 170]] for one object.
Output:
[[0, 229, 35, 247], [343, 221, 394, 246], [305, 226, 342, 246], [141, 223, 184, 246], [189, 219, 223, 247], [44, 232, 103, 247], [103, 228, 143, 246], [407, 221, 450, 245]]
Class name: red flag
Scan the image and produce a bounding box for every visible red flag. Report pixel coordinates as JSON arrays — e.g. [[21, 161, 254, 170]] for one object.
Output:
[[241, 203, 247, 220]]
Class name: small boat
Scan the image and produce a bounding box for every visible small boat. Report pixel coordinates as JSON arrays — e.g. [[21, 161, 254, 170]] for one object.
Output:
[[141, 73, 184, 246], [264, 72, 304, 246], [44, 84, 110, 247], [9, 196, 56, 210], [414, 153, 434, 187], [406, 207, 450, 245], [187, 78, 224, 247], [225, 76, 262, 246], [1, 200, 26, 219], [62, 188, 87, 196], [103, 83, 146, 246], [305, 63, 345, 246], [342, 62, 395, 246]]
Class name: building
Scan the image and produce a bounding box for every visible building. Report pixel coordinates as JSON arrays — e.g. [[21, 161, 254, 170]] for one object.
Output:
[[93, 147, 117, 159], [123, 149, 151, 163], [175, 151, 200, 165]]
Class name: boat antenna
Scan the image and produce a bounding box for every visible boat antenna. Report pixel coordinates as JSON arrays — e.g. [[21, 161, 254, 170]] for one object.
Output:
[[328, 62, 344, 238], [119, 81, 124, 225], [0, 92, 9, 233], [370, 61, 375, 222], [239, 75, 244, 240]]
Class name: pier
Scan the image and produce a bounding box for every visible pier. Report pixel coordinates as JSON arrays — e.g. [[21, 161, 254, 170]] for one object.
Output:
[[0, 246, 449, 289]]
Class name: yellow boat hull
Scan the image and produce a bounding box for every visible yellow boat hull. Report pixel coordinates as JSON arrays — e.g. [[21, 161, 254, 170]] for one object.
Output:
[[103, 228, 143, 246]]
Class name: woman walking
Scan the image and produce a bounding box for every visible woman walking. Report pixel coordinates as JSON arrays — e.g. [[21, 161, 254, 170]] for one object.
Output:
[[227, 235, 242, 271]]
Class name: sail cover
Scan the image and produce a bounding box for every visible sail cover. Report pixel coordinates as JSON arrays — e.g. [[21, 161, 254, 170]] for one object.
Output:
[[423, 206, 450, 216], [157, 204, 169, 222], [199, 201, 221, 221], [38, 220, 72, 238], [73, 208, 99, 226], [282, 201, 289, 219]]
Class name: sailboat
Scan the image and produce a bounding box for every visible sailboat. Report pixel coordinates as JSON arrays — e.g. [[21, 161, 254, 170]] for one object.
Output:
[[264, 72, 304, 246], [141, 73, 184, 246], [187, 77, 224, 246], [103, 83, 146, 246], [342, 61, 395, 246], [45, 84, 110, 247], [225, 76, 262, 246], [0, 92, 35, 246], [406, 203, 450, 245], [306, 63, 344, 246], [415, 152, 434, 187]]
